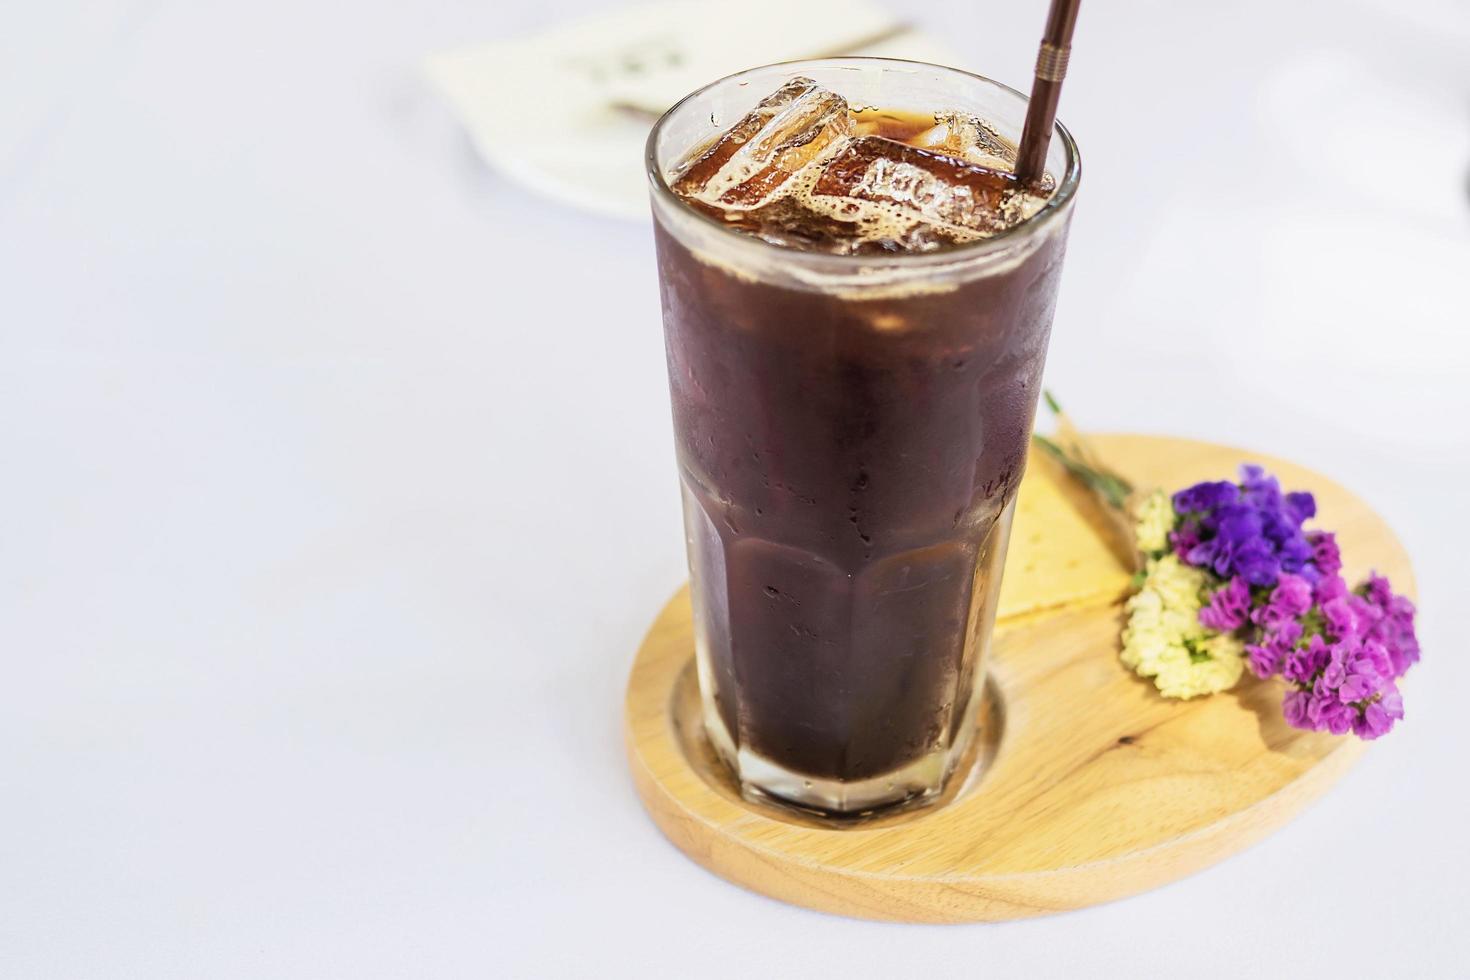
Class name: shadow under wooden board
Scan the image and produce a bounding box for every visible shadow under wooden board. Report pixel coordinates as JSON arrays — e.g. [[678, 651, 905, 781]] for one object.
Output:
[[624, 435, 1414, 922]]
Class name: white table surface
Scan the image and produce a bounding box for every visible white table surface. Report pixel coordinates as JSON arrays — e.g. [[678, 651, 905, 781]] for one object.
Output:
[[3, 1, 1469, 977]]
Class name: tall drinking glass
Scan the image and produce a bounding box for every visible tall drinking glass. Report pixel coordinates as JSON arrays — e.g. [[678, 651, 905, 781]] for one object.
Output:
[[647, 59, 1080, 814]]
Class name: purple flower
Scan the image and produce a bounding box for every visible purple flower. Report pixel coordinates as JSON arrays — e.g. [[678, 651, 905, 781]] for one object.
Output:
[[1157, 465, 1420, 741], [1276, 532, 1313, 576], [1214, 503, 1264, 543], [1275, 528, 1311, 575], [1357, 639, 1393, 681], [1187, 503, 1276, 582], [1170, 522, 1202, 561], [1246, 644, 1279, 679], [1284, 491, 1317, 524], [1239, 465, 1315, 528], [1173, 480, 1239, 514], [1361, 572, 1394, 607], [1379, 603, 1421, 676], [1282, 689, 1313, 730], [1354, 688, 1404, 739], [1321, 595, 1359, 639], [1308, 693, 1356, 735], [1239, 465, 1281, 508], [1199, 576, 1251, 631], [1309, 531, 1342, 579], [1323, 702, 1356, 735], [1285, 631, 1405, 739], [1314, 573, 1348, 604], [1252, 573, 1313, 628], [1353, 573, 1420, 678], [1321, 645, 1350, 689], [1247, 620, 1303, 679], [1348, 593, 1381, 631], [1246, 643, 1280, 679], [1233, 540, 1283, 587], [1173, 465, 1320, 587], [1282, 632, 1326, 684], [1260, 510, 1312, 576], [1337, 670, 1377, 703]]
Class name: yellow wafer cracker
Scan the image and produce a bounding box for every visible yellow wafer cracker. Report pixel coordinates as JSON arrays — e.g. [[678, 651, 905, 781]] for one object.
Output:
[[998, 448, 1134, 624]]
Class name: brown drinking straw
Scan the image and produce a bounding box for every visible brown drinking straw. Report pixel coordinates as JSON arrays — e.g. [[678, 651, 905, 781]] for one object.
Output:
[[1014, 0, 1083, 186]]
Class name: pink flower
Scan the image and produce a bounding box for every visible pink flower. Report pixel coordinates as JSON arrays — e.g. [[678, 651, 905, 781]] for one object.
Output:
[[1283, 633, 1327, 684], [1251, 573, 1313, 628], [1198, 576, 1251, 631], [1321, 596, 1358, 638], [1282, 689, 1313, 730], [1314, 573, 1349, 604], [1353, 687, 1404, 740], [1246, 621, 1303, 679]]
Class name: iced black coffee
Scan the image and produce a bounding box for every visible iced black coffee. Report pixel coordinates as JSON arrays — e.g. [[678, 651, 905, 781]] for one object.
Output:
[[647, 61, 1079, 814]]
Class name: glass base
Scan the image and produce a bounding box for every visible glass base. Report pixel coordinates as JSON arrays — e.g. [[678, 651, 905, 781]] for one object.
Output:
[[701, 693, 979, 816]]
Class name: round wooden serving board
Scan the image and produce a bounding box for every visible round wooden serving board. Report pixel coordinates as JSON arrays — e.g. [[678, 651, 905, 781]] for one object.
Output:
[[624, 435, 1415, 922]]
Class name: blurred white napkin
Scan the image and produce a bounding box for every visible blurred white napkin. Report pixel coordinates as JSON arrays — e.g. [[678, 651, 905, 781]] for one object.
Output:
[[425, 0, 965, 218]]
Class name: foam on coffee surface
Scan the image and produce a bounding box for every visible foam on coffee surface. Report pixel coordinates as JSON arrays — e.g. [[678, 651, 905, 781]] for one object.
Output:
[[669, 78, 1054, 256]]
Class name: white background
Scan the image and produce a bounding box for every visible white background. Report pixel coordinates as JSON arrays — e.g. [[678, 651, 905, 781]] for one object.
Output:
[[3, 1, 1469, 977]]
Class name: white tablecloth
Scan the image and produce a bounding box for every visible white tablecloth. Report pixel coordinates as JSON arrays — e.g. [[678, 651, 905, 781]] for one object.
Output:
[[2, 1, 1467, 976]]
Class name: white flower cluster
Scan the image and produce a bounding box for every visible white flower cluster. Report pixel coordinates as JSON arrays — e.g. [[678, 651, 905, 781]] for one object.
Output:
[[1132, 489, 1175, 556], [1121, 553, 1245, 699]]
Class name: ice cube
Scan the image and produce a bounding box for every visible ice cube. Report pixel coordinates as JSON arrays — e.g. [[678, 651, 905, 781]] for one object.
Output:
[[913, 111, 1016, 169], [671, 77, 853, 209], [811, 136, 1026, 236]]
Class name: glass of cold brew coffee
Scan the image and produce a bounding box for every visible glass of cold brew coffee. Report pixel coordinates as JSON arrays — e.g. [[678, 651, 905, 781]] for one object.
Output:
[[647, 59, 1079, 816]]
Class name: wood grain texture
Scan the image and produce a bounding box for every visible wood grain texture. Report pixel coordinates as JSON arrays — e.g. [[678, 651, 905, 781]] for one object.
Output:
[[624, 435, 1414, 922]]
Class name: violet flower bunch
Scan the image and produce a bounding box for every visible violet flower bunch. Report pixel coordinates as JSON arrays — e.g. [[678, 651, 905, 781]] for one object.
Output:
[[1167, 466, 1419, 739], [1033, 396, 1421, 739]]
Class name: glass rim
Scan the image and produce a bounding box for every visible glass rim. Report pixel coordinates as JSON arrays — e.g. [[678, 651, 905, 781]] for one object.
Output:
[[644, 56, 1082, 270]]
